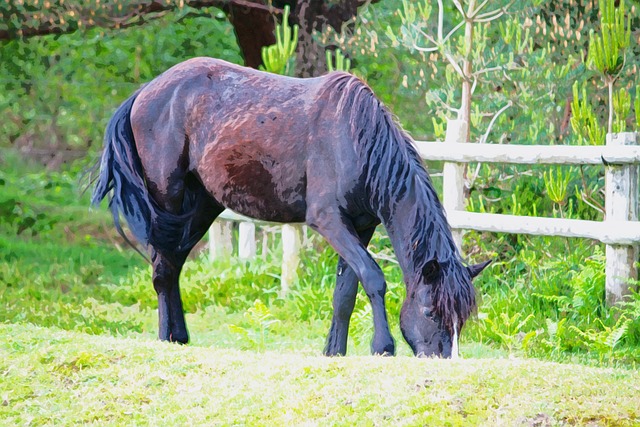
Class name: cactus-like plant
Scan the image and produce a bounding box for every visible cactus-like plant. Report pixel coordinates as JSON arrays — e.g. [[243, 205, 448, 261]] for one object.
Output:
[[635, 84, 640, 129], [587, 0, 631, 77], [260, 5, 299, 76], [613, 87, 631, 133], [570, 81, 606, 145], [587, 0, 631, 133], [325, 49, 351, 72]]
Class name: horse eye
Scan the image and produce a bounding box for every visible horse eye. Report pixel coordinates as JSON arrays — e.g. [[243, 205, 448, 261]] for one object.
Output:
[[421, 307, 433, 318]]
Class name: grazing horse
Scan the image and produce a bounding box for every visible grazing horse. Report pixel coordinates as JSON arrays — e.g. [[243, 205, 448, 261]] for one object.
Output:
[[92, 57, 489, 357]]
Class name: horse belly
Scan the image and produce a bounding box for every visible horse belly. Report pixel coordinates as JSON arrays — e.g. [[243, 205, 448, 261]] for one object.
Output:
[[198, 144, 307, 223]]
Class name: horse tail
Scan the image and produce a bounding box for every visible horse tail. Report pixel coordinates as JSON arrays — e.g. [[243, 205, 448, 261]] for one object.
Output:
[[91, 89, 208, 257], [91, 90, 153, 252]]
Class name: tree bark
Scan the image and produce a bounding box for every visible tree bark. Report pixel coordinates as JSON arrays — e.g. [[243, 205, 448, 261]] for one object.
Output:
[[223, 2, 279, 68], [1, 0, 377, 73], [291, 0, 375, 77], [0, 0, 275, 41]]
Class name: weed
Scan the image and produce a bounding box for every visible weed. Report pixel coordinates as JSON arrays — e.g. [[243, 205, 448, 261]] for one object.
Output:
[[570, 316, 632, 362], [1, 153, 639, 364], [227, 299, 281, 351]]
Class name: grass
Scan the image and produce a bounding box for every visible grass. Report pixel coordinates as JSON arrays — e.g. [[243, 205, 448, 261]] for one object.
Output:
[[2, 150, 640, 424], [2, 323, 639, 427]]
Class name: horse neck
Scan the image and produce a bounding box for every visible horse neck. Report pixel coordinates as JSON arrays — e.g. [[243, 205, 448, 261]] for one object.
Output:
[[376, 172, 458, 284]]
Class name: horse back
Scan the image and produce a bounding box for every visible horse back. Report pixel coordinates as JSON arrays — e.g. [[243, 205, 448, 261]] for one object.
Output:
[[130, 58, 359, 223]]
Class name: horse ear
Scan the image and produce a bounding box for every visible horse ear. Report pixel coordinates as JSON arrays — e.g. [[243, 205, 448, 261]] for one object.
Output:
[[422, 259, 441, 281], [467, 259, 492, 279]]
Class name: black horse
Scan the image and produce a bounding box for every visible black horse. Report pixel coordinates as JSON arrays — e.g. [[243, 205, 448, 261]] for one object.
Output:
[[92, 57, 489, 357]]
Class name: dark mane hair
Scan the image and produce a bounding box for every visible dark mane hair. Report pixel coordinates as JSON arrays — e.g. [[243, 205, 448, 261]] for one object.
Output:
[[322, 72, 476, 332]]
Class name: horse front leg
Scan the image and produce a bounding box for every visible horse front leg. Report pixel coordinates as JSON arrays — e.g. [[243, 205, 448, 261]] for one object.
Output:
[[152, 250, 189, 343], [310, 215, 394, 356], [358, 262, 395, 356], [324, 227, 376, 356], [324, 257, 358, 356]]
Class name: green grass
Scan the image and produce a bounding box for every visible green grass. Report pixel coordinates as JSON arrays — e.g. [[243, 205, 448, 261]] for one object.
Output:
[[2, 323, 639, 426], [2, 151, 640, 424]]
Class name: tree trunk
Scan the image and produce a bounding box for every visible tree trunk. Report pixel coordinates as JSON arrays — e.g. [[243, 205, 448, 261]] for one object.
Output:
[[1, 0, 374, 74], [292, 0, 326, 77], [224, 1, 277, 68], [289, 0, 375, 78]]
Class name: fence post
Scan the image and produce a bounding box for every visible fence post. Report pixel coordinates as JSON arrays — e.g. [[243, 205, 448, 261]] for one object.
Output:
[[443, 119, 468, 251], [238, 222, 257, 260], [209, 221, 234, 260], [605, 132, 639, 305], [281, 224, 302, 296]]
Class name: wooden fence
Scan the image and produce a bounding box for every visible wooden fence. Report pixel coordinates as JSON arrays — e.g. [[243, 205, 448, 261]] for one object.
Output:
[[209, 120, 640, 305]]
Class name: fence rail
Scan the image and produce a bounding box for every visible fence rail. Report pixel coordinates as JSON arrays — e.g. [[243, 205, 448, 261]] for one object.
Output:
[[414, 141, 640, 165], [432, 122, 639, 306], [209, 121, 639, 305]]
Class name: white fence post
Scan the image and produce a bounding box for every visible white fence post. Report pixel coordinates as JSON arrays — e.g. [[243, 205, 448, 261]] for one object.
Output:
[[238, 222, 257, 260], [209, 221, 234, 260], [443, 119, 468, 251], [605, 132, 639, 305], [281, 224, 302, 296]]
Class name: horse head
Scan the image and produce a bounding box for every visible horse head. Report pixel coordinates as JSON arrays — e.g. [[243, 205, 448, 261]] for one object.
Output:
[[400, 259, 491, 358]]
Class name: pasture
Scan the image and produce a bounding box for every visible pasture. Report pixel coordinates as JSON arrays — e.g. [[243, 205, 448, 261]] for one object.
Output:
[[3, 323, 640, 426], [2, 1, 640, 423], [1, 150, 639, 425]]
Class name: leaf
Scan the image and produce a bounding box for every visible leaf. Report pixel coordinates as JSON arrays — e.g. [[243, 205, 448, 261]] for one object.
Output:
[[227, 324, 249, 339], [605, 318, 631, 350], [260, 5, 298, 76]]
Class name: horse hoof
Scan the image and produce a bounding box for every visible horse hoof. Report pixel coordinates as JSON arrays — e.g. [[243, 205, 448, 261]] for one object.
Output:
[[169, 332, 189, 345], [323, 348, 346, 357], [372, 342, 395, 356]]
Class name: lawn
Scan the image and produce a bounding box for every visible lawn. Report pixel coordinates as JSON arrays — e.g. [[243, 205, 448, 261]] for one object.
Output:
[[1, 152, 639, 425], [2, 323, 639, 426]]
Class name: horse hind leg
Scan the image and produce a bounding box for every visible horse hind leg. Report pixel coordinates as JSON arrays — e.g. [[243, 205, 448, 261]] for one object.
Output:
[[149, 174, 223, 343], [152, 249, 189, 343]]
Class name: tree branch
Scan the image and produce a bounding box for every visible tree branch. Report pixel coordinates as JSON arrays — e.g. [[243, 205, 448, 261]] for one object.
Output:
[[0, 0, 282, 41], [450, 0, 466, 18]]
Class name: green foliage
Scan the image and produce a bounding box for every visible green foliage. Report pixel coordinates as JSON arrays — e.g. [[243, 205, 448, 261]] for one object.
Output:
[[465, 227, 640, 364], [585, 0, 634, 133], [543, 166, 575, 216], [531, 246, 607, 324], [617, 289, 640, 345], [227, 299, 281, 352], [613, 86, 632, 132], [0, 0, 198, 40], [570, 81, 606, 145], [260, 5, 298, 76], [325, 49, 351, 72], [537, 318, 570, 357], [0, 9, 240, 151], [636, 84, 640, 128], [386, 0, 432, 48], [476, 311, 536, 353], [570, 317, 632, 361], [587, 0, 631, 77]]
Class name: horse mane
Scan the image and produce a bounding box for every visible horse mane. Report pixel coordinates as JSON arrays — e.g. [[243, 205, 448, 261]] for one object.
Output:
[[321, 72, 476, 333]]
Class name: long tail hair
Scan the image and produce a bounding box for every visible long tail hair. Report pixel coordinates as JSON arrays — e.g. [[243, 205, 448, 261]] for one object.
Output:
[[91, 91, 209, 257], [91, 91, 153, 254]]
